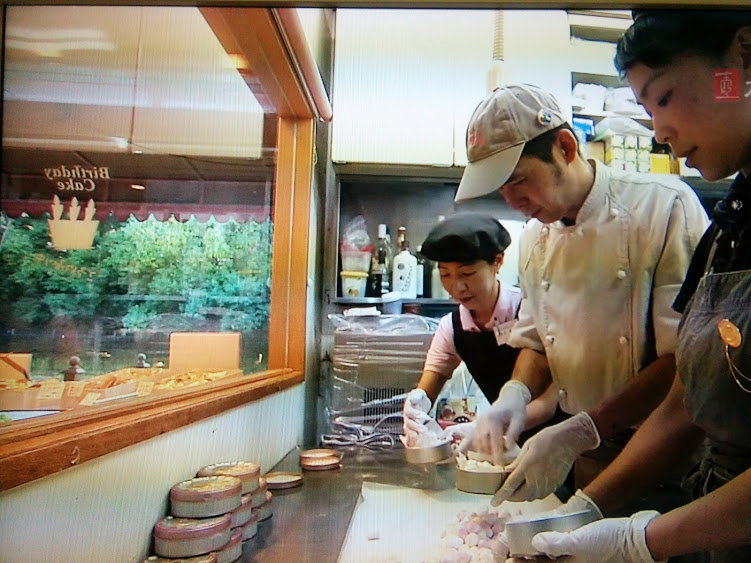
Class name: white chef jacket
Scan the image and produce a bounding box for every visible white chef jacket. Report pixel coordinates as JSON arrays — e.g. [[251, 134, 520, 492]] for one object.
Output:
[[508, 160, 709, 414], [423, 282, 522, 379]]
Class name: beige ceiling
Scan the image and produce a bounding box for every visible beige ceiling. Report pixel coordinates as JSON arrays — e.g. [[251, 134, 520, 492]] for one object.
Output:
[[2, 5, 272, 182]]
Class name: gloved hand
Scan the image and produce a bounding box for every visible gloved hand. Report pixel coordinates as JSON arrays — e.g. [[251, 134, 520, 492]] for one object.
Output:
[[443, 421, 475, 444], [458, 380, 531, 464], [530, 510, 662, 563], [551, 489, 604, 520], [493, 412, 600, 505], [402, 388, 432, 447]]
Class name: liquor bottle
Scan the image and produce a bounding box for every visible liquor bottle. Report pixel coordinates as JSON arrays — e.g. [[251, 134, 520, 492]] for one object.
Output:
[[430, 216, 451, 300], [395, 226, 407, 256], [369, 224, 394, 296], [392, 239, 418, 299], [416, 245, 427, 298]]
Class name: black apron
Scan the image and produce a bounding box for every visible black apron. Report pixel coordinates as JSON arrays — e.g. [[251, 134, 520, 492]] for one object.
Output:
[[451, 310, 519, 403]]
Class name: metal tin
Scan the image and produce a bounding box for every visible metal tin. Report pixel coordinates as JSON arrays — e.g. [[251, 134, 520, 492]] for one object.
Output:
[[299, 448, 340, 462], [264, 471, 303, 490], [170, 476, 242, 518], [250, 479, 267, 509], [404, 441, 452, 464], [215, 528, 242, 563], [300, 448, 342, 471], [505, 509, 598, 558], [229, 494, 253, 528], [142, 554, 217, 563], [256, 492, 273, 521], [154, 514, 231, 559], [455, 466, 506, 494], [197, 461, 261, 495], [241, 512, 259, 541]]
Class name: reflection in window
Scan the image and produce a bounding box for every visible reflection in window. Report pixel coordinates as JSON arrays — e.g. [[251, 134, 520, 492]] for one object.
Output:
[[0, 6, 277, 410]]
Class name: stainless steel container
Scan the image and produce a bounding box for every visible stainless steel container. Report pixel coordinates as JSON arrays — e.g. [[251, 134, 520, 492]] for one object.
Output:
[[505, 509, 598, 557], [403, 441, 452, 464], [454, 467, 505, 494]]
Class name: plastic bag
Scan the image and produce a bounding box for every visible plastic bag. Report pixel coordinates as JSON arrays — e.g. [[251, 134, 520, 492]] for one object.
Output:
[[327, 312, 438, 334], [340, 215, 373, 252]]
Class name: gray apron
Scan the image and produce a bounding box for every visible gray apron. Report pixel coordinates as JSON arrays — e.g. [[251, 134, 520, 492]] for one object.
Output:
[[677, 269, 751, 562]]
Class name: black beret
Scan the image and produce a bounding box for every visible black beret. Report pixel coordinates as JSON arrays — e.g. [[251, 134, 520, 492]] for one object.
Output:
[[419, 212, 511, 263]]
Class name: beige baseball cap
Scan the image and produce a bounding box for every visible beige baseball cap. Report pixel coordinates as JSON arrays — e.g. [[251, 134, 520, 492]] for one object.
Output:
[[455, 84, 567, 202]]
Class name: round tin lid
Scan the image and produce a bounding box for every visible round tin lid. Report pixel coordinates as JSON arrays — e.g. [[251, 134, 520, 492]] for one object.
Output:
[[170, 476, 242, 502], [250, 478, 267, 497], [221, 528, 243, 550], [143, 554, 217, 563], [231, 493, 252, 514], [154, 514, 231, 540], [197, 461, 260, 481], [299, 448, 341, 461], [301, 456, 341, 471], [264, 471, 303, 490]]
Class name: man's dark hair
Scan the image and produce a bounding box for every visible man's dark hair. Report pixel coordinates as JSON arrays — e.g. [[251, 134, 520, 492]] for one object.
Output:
[[520, 123, 575, 163], [615, 10, 751, 77]]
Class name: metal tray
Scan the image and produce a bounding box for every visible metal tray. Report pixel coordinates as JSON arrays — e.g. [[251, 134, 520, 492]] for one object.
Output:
[[454, 466, 505, 494], [403, 441, 452, 464], [506, 509, 598, 557]]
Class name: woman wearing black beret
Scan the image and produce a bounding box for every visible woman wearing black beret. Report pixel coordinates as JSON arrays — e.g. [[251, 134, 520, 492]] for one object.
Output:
[[402, 212, 558, 446]]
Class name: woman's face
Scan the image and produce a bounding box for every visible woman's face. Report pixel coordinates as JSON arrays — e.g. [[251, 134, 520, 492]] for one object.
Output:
[[626, 53, 751, 180], [438, 257, 501, 312]]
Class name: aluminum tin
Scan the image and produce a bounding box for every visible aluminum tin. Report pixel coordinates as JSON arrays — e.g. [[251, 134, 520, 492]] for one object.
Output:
[[454, 467, 505, 494], [170, 476, 242, 518], [403, 441, 452, 464], [505, 509, 598, 557], [197, 461, 260, 495], [154, 515, 231, 559], [264, 471, 303, 490], [215, 528, 242, 563]]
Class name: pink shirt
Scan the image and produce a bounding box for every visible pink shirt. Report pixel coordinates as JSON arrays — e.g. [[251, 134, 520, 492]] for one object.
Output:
[[423, 282, 522, 379]]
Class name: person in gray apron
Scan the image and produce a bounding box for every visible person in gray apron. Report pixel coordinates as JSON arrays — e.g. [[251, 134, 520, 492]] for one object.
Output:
[[505, 10, 751, 563]]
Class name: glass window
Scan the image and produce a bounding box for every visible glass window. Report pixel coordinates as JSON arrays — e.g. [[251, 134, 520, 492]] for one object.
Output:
[[0, 6, 278, 421]]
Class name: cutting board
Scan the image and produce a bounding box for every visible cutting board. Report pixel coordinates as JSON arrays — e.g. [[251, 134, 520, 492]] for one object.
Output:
[[338, 481, 560, 563]]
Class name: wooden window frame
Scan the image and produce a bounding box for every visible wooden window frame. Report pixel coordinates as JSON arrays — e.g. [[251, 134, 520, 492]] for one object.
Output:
[[0, 6, 323, 492]]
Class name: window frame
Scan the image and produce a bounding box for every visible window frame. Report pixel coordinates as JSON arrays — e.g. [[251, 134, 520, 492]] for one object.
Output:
[[0, 5, 322, 492]]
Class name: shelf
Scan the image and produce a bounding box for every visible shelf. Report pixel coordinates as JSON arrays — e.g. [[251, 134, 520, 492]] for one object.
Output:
[[333, 297, 456, 306], [574, 110, 651, 124]]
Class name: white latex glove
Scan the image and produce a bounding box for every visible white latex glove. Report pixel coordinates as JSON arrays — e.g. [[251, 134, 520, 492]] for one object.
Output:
[[552, 489, 604, 520], [458, 380, 530, 464], [531, 510, 662, 563], [443, 421, 475, 443], [493, 412, 600, 505], [403, 388, 432, 447]]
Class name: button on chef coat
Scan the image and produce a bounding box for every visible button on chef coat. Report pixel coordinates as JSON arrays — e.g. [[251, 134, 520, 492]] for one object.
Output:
[[509, 160, 710, 414]]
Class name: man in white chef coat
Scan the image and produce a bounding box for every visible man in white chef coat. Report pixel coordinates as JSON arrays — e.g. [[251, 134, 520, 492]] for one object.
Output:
[[455, 84, 709, 510]]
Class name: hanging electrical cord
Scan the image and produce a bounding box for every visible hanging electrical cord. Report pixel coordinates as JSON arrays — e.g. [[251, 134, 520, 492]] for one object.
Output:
[[320, 393, 409, 450]]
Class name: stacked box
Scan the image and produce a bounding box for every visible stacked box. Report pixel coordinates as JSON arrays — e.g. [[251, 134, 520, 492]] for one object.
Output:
[[604, 135, 626, 171]]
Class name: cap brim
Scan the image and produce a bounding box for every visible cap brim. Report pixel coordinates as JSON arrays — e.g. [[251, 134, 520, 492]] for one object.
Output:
[[454, 143, 524, 202]]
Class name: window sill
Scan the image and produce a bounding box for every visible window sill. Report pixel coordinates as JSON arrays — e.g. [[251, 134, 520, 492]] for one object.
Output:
[[0, 368, 303, 492]]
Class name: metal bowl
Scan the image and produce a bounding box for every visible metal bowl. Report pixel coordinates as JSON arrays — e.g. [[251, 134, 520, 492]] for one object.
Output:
[[455, 467, 506, 494], [505, 509, 598, 557], [403, 441, 452, 464]]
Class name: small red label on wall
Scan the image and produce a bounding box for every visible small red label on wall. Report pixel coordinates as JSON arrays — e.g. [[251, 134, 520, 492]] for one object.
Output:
[[714, 68, 740, 102]]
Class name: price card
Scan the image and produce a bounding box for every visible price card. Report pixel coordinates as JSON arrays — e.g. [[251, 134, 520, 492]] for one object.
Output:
[[137, 381, 154, 397], [79, 392, 101, 406], [65, 381, 87, 397], [38, 379, 65, 401]]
